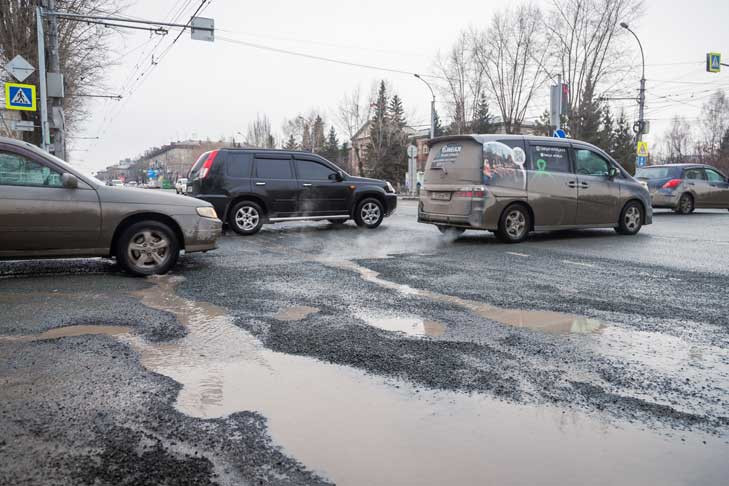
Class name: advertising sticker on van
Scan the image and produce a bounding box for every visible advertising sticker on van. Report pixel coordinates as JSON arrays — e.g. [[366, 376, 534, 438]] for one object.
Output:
[[431, 143, 463, 168], [482, 141, 526, 189]]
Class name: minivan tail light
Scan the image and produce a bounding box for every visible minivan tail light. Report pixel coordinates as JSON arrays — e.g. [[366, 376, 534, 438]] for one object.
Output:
[[455, 187, 486, 198], [199, 150, 219, 179], [662, 178, 682, 189]]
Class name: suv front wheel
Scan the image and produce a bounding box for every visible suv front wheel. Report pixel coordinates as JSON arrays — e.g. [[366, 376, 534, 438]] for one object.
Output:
[[354, 198, 384, 229], [229, 200, 264, 235]]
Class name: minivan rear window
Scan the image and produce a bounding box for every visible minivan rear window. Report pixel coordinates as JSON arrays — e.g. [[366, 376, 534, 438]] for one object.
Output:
[[529, 145, 570, 173], [424, 141, 483, 184]]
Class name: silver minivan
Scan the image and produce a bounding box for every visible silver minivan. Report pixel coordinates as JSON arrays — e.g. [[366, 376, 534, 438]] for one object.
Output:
[[418, 135, 652, 243]]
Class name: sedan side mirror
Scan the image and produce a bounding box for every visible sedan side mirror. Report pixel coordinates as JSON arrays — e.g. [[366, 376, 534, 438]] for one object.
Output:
[[329, 171, 344, 182], [62, 173, 79, 189], [608, 167, 619, 179]]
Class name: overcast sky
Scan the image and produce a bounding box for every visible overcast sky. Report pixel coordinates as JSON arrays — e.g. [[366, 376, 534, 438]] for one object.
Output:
[[70, 0, 729, 174]]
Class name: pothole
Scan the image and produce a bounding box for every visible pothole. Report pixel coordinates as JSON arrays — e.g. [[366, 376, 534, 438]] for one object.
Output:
[[0, 325, 132, 343], [273, 306, 320, 322], [114, 275, 725, 486], [327, 260, 604, 334], [355, 311, 446, 337]]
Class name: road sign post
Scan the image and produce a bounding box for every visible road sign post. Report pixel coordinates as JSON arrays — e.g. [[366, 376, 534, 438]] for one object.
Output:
[[407, 144, 417, 196], [707, 52, 721, 73]]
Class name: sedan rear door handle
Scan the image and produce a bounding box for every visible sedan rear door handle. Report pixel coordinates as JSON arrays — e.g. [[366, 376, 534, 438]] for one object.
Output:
[[567, 181, 577, 188], [255, 182, 266, 186], [302, 183, 312, 187], [580, 182, 589, 188]]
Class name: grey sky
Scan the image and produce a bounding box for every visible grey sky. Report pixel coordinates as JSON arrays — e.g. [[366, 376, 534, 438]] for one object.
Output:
[[72, 0, 729, 174]]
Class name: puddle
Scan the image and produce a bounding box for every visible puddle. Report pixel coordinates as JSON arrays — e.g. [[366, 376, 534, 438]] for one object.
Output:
[[117, 276, 727, 486], [355, 311, 446, 337], [328, 260, 604, 334], [273, 306, 319, 321], [0, 325, 132, 343]]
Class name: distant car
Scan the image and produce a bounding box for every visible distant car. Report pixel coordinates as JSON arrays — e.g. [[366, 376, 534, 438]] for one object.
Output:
[[635, 164, 729, 214], [175, 177, 188, 194], [418, 135, 652, 242], [125, 181, 138, 187], [0, 136, 222, 276], [111, 179, 124, 187], [187, 148, 397, 235]]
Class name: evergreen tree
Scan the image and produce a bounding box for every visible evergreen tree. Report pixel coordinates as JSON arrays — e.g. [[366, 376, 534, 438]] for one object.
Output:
[[573, 78, 603, 145], [612, 111, 636, 174], [301, 125, 312, 152], [389, 95, 406, 129], [312, 115, 326, 154], [364, 81, 390, 179], [433, 108, 445, 137], [470, 94, 495, 134], [322, 126, 340, 163], [534, 110, 552, 136], [284, 134, 298, 150], [385, 94, 408, 185], [597, 105, 615, 152]]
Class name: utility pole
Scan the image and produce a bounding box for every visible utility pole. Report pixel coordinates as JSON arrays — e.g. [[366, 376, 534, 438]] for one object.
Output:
[[620, 22, 647, 167], [36, 7, 50, 152], [46, 0, 65, 160], [414, 74, 435, 139]]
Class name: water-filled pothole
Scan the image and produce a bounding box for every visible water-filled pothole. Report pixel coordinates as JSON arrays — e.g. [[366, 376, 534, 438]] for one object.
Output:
[[0, 325, 132, 342], [116, 275, 725, 485], [355, 311, 446, 337], [273, 306, 320, 321], [328, 260, 604, 334]]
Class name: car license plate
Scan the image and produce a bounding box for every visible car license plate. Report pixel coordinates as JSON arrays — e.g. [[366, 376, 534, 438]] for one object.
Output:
[[431, 192, 451, 201]]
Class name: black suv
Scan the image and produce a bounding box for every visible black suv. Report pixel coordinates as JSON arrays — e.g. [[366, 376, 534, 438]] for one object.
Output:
[[187, 148, 397, 235]]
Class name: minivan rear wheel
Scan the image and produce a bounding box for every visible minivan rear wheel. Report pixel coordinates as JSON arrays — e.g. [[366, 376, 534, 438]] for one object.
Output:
[[354, 198, 384, 228], [496, 205, 530, 243], [615, 201, 643, 235], [229, 201, 264, 235], [117, 221, 179, 276]]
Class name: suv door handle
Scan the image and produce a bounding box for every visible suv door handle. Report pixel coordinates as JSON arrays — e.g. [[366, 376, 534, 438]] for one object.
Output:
[[255, 182, 266, 186], [688, 182, 695, 186], [580, 182, 589, 188], [567, 181, 577, 188], [302, 183, 312, 187]]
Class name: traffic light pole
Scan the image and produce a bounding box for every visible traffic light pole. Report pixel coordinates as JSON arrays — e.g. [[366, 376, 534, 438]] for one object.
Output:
[[36, 6, 50, 152]]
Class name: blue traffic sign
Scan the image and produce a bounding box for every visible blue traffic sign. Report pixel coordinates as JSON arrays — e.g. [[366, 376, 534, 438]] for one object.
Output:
[[553, 129, 566, 138], [636, 155, 647, 168], [147, 169, 157, 178], [4, 82, 36, 111]]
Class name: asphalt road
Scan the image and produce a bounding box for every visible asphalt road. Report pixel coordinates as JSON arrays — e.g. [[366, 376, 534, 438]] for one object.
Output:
[[1, 200, 728, 485]]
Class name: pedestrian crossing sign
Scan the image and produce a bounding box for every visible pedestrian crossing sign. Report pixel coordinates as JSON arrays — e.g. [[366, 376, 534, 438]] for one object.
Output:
[[707, 52, 721, 73], [636, 141, 649, 157], [4, 82, 36, 111]]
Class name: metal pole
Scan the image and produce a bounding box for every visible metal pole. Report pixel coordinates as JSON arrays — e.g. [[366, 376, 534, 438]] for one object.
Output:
[[36, 6, 50, 151], [414, 74, 435, 139], [621, 23, 646, 143], [556, 74, 561, 131], [47, 0, 65, 160]]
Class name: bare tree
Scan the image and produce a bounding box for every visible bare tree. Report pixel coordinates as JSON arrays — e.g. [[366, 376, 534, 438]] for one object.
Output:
[[245, 113, 275, 148], [696, 90, 729, 163], [335, 87, 373, 175], [661, 115, 692, 164], [546, 0, 643, 129], [281, 110, 326, 152], [472, 3, 549, 133], [0, 0, 122, 145], [433, 31, 485, 134]]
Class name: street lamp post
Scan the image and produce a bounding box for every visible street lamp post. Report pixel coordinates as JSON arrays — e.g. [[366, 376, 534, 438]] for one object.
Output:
[[414, 74, 436, 140], [620, 22, 646, 156]]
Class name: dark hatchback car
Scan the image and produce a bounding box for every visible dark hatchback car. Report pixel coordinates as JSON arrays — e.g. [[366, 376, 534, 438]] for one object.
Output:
[[187, 148, 397, 235], [635, 164, 729, 214]]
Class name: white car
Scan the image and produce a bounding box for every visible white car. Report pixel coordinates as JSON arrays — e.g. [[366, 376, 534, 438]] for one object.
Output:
[[175, 178, 188, 194], [111, 179, 124, 187]]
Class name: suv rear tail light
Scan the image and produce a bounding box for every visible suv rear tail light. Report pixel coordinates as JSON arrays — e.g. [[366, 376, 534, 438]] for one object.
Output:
[[661, 178, 682, 189], [199, 150, 219, 179]]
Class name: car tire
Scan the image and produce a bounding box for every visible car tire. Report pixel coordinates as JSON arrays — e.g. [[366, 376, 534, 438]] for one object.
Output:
[[117, 221, 179, 277], [674, 193, 694, 214], [437, 226, 465, 237], [354, 198, 384, 228], [615, 201, 644, 235], [229, 201, 264, 235], [496, 205, 530, 243]]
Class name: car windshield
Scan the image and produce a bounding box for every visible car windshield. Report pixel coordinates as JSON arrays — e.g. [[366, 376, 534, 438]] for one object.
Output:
[[635, 167, 679, 179]]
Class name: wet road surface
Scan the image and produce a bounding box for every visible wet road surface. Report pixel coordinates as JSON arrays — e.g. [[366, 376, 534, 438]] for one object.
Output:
[[1, 201, 728, 485]]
